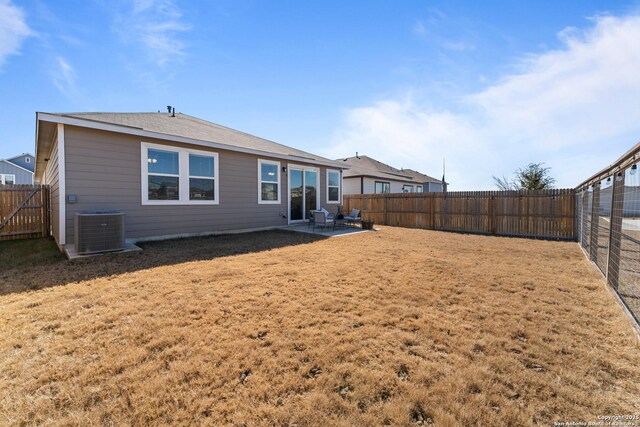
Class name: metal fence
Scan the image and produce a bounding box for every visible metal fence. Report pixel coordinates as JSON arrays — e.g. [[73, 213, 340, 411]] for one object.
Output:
[[576, 143, 640, 326]]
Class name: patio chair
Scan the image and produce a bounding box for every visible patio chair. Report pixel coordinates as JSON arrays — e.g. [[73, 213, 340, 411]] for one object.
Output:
[[313, 210, 333, 232], [344, 208, 361, 227]]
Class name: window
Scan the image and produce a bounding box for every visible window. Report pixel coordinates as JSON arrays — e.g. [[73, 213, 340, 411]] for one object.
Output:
[[258, 159, 280, 204], [326, 169, 340, 203], [402, 185, 414, 193], [147, 148, 179, 200], [25, 157, 31, 164], [0, 174, 15, 185], [416, 185, 423, 193], [189, 154, 215, 200], [141, 142, 218, 205], [375, 181, 390, 194]]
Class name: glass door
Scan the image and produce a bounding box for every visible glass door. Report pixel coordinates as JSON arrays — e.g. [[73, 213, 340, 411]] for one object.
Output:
[[289, 166, 319, 222], [290, 169, 304, 221]]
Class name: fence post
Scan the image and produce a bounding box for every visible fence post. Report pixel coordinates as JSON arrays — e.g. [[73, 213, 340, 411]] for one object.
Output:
[[607, 173, 624, 289], [589, 183, 600, 262]]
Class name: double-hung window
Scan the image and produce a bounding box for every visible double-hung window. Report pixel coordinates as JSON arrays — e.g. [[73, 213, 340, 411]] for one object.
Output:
[[142, 142, 218, 205], [375, 181, 390, 194], [416, 185, 423, 193], [402, 185, 414, 193], [1, 174, 16, 185], [326, 169, 340, 203], [258, 159, 280, 204]]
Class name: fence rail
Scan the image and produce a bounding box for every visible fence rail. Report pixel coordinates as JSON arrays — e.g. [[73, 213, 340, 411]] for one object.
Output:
[[576, 142, 640, 328], [0, 185, 50, 241], [343, 189, 576, 240]]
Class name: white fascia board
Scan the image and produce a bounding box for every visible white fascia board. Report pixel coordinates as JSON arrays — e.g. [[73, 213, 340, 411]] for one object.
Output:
[[37, 113, 345, 169]]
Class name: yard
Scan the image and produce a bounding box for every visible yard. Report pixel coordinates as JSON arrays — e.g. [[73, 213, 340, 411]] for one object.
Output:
[[1, 227, 639, 425]]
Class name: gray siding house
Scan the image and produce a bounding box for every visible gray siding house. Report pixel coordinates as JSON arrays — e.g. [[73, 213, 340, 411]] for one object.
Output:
[[337, 155, 444, 195], [6, 153, 35, 172], [35, 112, 345, 251], [0, 155, 34, 184]]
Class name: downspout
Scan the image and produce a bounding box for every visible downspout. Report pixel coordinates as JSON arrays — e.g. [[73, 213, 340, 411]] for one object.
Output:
[[360, 177, 364, 194]]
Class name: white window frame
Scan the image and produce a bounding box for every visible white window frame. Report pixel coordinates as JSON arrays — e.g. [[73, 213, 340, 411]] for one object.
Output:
[[25, 157, 31, 164], [402, 185, 414, 193], [258, 159, 281, 204], [375, 181, 390, 194], [326, 169, 341, 204], [416, 185, 423, 193], [0, 174, 16, 184], [141, 142, 219, 205]]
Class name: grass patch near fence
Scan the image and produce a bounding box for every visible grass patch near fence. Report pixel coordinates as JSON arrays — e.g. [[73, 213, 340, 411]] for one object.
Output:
[[0, 238, 65, 272], [0, 228, 639, 425]]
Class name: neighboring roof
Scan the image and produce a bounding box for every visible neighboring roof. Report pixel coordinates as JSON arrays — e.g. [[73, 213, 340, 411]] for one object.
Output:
[[0, 159, 34, 174], [400, 168, 442, 184], [336, 155, 442, 184], [6, 153, 34, 161], [35, 112, 344, 179]]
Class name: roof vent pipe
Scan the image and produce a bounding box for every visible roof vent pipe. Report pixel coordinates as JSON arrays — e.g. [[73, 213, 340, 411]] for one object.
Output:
[[171, 107, 175, 117]]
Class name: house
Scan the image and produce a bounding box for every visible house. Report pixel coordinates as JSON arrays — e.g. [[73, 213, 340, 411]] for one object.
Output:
[[34, 111, 346, 251], [0, 153, 34, 184], [337, 154, 444, 194]]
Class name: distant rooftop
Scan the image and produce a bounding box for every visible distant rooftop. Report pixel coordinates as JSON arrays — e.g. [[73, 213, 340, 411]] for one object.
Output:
[[337, 155, 441, 184]]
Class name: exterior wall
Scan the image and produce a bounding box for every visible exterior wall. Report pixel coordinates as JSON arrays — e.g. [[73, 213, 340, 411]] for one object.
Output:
[[425, 182, 443, 192], [7, 155, 35, 172], [344, 176, 443, 194], [343, 177, 362, 195], [42, 135, 60, 245], [62, 126, 340, 244], [0, 161, 34, 184]]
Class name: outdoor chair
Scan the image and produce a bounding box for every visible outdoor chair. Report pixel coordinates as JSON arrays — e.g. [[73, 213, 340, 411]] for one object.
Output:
[[313, 210, 333, 232], [344, 208, 361, 227]]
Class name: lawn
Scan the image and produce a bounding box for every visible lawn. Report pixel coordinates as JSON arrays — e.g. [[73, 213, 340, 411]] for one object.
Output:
[[0, 228, 639, 425]]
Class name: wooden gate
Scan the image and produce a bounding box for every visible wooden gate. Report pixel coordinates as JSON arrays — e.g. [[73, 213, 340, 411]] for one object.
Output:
[[0, 185, 50, 241]]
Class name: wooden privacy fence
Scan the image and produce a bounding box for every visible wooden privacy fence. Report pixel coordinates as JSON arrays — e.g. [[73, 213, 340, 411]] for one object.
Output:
[[0, 185, 50, 241], [343, 189, 576, 240]]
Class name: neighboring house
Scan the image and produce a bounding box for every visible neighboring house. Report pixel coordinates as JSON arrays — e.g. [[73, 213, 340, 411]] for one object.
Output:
[[337, 154, 445, 194], [6, 153, 35, 172], [34, 111, 346, 251], [0, 153, 34, 184]]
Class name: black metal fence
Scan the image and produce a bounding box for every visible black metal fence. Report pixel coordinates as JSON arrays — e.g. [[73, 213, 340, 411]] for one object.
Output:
[[576, 143, 640, 326]]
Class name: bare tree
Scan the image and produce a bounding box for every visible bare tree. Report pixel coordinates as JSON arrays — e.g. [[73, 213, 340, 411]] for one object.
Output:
[[492, 175, 517, 191]]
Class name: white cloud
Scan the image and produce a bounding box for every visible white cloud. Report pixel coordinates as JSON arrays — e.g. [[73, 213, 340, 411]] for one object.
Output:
[[51, 56, 77, 97], [116, 0, 190, 66], [323, 14, 640, 190], [0, 0, 31, 69]]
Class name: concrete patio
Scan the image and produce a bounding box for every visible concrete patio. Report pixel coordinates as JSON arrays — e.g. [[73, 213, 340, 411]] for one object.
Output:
[[279, 223, 373, 238]]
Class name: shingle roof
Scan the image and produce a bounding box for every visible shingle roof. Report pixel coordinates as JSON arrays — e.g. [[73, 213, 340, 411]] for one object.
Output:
[[336, 155, 441, 184], [399, 168, 441, 184], [54, 112, 339, 165]]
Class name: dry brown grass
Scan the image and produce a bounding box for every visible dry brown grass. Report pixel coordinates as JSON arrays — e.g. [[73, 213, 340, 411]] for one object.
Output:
[[1, 227, 639, 426]]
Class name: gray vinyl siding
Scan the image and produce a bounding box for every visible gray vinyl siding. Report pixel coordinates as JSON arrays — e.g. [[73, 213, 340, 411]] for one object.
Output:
[[42, 137, 60, 244], [63, 126, 339, 244], [0, 161, 33, 184]]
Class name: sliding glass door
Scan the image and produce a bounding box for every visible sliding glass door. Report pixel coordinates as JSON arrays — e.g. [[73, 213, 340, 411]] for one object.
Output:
[[289, 165, 319, 222]]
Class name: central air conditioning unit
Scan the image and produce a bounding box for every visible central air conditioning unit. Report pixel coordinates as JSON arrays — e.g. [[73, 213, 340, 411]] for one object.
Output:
[[75, 211, 125, 255]]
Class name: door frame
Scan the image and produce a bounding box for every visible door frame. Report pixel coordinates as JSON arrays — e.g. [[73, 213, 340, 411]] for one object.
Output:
[[287, 163, 320, 224]]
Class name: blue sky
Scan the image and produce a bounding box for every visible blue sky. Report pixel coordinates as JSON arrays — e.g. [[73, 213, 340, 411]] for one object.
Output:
[[1, 0, 640, 189]]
